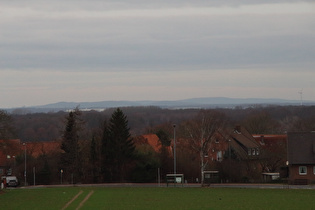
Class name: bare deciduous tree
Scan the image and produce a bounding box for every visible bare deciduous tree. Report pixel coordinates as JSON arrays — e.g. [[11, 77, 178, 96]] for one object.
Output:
[[242, 111, 280, 134], [180, 110, 226, 184]]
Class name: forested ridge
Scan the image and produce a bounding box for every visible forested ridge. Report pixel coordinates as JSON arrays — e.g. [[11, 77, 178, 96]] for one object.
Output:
[[10, 105, 315, 142]]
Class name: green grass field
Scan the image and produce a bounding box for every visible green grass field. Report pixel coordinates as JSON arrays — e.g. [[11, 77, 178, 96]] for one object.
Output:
[[1, 187, 315, 210]]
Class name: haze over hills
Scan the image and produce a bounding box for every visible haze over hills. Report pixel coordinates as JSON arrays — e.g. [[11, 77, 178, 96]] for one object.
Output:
[[5, 97, 315, 114]]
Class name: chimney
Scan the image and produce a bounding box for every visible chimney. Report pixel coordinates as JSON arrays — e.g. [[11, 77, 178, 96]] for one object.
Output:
[[260, 135, 265, 145], [235, 125, 241, 133]]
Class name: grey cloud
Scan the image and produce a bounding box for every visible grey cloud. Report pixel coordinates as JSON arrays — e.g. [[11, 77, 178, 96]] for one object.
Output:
[[1, 0, 312, 11], [1, 7, 314, 71], [1, 0, 315, 108]]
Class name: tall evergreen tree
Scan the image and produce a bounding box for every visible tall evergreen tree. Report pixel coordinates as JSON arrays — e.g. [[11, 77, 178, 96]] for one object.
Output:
[[0, 110, 15, 139], [102, 108, 135, 182], [89, 134, 99, 182], [101, 121, 114, 182], [60, 109, 82, 183]]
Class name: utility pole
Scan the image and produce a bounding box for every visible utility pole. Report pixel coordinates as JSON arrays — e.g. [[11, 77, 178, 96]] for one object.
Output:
[[33, 167, 35, 186], [173, 124, 176, 184], [298, 89, 303, 106], [23, 143, 27, 186]]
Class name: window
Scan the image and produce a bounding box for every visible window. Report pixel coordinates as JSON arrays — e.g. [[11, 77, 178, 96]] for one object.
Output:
[[215, 138, 219, 143], [313, 166, 315, 175], [217, 151, 223, 161], [248, 149, 251, 156], [252, 148, 256, 156], [299, 166, 307, 175], [256, 148, 260, 156]]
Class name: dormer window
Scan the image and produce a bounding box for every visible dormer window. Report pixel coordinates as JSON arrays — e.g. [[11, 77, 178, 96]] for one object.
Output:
[[248, 148, 259, 156], [260, 135, 265, 145], [256, 148, 260, 155], [215, 138, 219, 143]]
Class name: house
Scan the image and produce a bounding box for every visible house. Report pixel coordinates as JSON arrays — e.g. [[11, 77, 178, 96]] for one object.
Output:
[[208, 126, 261, 164], [0, 140, 62, 177], [253, 134, 287, 173], [287, 132, 315, 185], [205, 126, 262, 182], [0, 139, 22, 176], [228, 125, 261, 160], [208, 130, 229, 162]]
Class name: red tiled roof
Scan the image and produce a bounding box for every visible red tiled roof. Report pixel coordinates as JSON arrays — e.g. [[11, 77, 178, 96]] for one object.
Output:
[[253, 134, 287, 142], [24, 141, 61, 158], [253, 134, 287, 150], [0, 139, 22, 166], [142, 134, 161, 153], [134, 134, 172, 155]]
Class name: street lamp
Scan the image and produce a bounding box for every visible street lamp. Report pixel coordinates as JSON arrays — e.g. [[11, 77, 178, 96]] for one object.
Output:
[[173, 124, 176, 183], [23, 143, 27, 186], [228, 139, 231, 182], [60, 170, 63, 185]]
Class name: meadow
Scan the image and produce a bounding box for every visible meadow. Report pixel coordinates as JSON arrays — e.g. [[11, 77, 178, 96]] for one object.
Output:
[[1, 186, 315, 210]]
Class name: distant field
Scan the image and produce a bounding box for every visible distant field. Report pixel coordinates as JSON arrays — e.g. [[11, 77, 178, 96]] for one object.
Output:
[[1, 187, 315, 209]]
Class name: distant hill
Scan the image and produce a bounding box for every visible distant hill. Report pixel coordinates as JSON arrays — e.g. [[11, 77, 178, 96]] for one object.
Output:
[[5, 97, 315, 114]]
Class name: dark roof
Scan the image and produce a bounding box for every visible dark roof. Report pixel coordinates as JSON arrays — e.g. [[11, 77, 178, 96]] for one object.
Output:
[[230, 126, 260, 148], [229, 126, 260, 159], [287, 132, 315, 165]]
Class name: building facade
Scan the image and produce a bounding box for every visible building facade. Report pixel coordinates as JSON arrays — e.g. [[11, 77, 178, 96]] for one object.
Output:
[[287, 132, 315, 185]]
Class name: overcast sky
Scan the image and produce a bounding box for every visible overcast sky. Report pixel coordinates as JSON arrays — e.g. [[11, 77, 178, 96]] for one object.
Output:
[[1, 0, 314, 108]]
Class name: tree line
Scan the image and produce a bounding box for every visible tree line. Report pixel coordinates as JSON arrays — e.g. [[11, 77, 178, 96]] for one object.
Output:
[[1, 105, 315, 184], [7, 105, 315, 143]]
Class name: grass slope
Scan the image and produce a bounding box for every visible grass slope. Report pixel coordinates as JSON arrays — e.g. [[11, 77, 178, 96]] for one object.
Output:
[[1, 187, 315, 210]]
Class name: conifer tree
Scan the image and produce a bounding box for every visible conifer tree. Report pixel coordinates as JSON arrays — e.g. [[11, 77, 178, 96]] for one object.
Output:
[[60, 108, 82, 183], [0, 110, 15, 139], [102, 108, 135, 182], [90, 134, 98, 182], [101, 121, 113, 181]]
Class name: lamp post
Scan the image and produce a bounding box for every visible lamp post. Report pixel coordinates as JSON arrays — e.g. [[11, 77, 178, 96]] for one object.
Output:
[[12, 155, 16, 175], [173, 124, 176, 184], [33, 167, 35, 186], [228, 139, 231, 182], [60, 170, 63, 185], [23, 143, 27, 186]]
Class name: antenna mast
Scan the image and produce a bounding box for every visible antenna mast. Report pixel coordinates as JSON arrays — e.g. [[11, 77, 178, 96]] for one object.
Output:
[[298, 89, 303, 106]]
